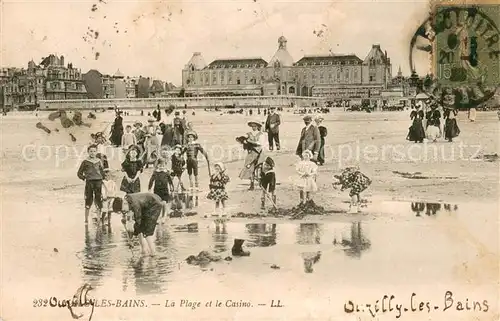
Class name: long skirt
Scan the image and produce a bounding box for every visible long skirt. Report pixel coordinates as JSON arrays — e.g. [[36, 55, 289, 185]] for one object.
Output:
[[444, 119, 460, 140], [110, 127, 123, 146], [318, 138, 326, 164], [239, 150, 266, 180], [407, 119, 425, 142], [468, 108, 476, 121], [292, 176, 318, 192], [426, 125, 441, 141]]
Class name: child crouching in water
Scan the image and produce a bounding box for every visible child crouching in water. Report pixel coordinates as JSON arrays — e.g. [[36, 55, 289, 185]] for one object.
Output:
[[207, 162, 230, 217], [332, 166, 372, 213], [148, 158, 174, 220], [114, 192, 164, 257], [260, 156, 276, 210], [294, 150, 318, 205]]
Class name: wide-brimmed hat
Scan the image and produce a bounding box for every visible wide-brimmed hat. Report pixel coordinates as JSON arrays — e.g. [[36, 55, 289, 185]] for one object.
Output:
[[247, 121, 262, 128], [264, 156, 275, 168], [303, 115, 312, 121], [186, 131, 198, 139], [302, 150, 313, 158], [315, 115, 324, 121], [214, 162, 226, 172], [134, 121, 143, 127], [173, 144, 183, 150]]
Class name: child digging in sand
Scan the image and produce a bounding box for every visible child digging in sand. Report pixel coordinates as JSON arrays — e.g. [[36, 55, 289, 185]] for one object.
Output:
[[332, 166, 372, 213]]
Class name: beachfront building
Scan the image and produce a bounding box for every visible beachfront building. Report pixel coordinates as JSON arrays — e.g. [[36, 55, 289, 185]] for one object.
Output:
[[42, 55, 87, 101], [180, 36, 395, 105]]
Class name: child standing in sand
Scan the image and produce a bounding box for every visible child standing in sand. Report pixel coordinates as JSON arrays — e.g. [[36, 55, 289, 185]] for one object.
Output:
[[102, 169, 117, 221], [148, 158, 174, 219], [293, 150, 318, 205], [77, 144, 105, 224], [260, 156, 277, 209], [121, 125, 137, 150], [207, 162, 230, 217], [171, 145, 186, 192], [332, 166, 372, 213]]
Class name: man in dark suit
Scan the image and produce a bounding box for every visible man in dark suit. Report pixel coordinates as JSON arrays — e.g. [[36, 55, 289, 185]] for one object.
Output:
[[296, 115, 321, 161], [265, 107, 281, 151]]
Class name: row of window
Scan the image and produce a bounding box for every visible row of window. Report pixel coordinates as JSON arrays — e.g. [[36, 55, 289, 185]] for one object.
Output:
[[203, 60, 366, 70], [48, 82, 83, 90]]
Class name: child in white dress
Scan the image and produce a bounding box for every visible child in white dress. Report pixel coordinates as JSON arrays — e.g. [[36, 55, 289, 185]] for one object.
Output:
[[102, 169, 118, 221], [293, 150, 318, 204]]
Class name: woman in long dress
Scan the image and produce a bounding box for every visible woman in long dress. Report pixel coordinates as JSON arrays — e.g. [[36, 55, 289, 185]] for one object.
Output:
[[407, 105, 425, 143], [426, 104, 441, 142], [110, 111, 124, 147], [444, 108, 460, 142], [315, 116, 327, 165], [238, 121, 267, 190]]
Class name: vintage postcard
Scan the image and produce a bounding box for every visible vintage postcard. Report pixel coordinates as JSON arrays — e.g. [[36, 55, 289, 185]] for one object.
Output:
[[1, 0, 499, 320]]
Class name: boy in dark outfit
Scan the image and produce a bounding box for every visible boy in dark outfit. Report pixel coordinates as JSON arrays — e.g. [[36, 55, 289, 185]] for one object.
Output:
[[148, 158, 174, 219], [260, 157, 277, 210], [77, 144, 105, 224], [171, 145, 186, 191], [183, 131, 209, 189]]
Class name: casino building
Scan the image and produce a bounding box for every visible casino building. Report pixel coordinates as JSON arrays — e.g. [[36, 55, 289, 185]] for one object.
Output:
[[181, 36, 393, 103]]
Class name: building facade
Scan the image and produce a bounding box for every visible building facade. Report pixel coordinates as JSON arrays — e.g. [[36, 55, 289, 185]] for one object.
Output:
[[181, 36, 394, 103], [42, 55, 87, 101]]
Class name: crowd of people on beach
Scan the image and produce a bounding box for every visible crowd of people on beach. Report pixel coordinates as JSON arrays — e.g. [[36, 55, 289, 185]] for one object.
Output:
[[407, 100, 461, 143], [76, 105, 373, 256]]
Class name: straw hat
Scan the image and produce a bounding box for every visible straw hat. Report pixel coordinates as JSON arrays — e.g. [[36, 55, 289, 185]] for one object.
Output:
[[315, 115, 324, 121], [247, 120, 262, 128], [214, 162, 226, 172], [134, 121, 143, 127], [186, 131, 198, 139], [302, 150, 313, 158]]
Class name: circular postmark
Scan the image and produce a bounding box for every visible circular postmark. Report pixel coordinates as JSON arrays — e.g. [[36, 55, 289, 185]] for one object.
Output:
[[409, 4, 499, 109]]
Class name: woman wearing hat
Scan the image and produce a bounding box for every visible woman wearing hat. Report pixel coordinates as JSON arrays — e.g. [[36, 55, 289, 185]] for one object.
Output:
[[443, 107, 460, 142], [110, 110, 124, 147], [425, 103, 441, 142], [314, 115, 327, 165], [238, 120, 267, 190]]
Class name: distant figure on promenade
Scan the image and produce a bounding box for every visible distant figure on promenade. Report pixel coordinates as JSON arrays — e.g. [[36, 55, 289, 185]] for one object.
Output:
[[110, 110, 124, 147], [407, 105, 425, 143], [315, 115, 327, 165], [296, 115, 321, 162], [153, 105, 162, 122], [265, 107, 281, 151]]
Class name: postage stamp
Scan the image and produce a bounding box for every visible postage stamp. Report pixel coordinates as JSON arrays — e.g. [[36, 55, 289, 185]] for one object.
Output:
[[431, 1, 500, 87], [1, 0, 499, 320]]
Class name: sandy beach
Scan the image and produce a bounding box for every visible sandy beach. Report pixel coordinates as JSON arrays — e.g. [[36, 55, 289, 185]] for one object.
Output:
[[1, 109, 498, 321]]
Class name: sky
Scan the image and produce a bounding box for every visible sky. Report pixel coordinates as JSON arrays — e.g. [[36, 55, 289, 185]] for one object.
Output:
[[1, 0, 431, 86]]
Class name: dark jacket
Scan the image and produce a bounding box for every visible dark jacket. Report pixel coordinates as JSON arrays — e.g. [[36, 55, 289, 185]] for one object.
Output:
[[296, 125, 321, 157], [265, 113, 281, 134], [77, 158, 104, 181]]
